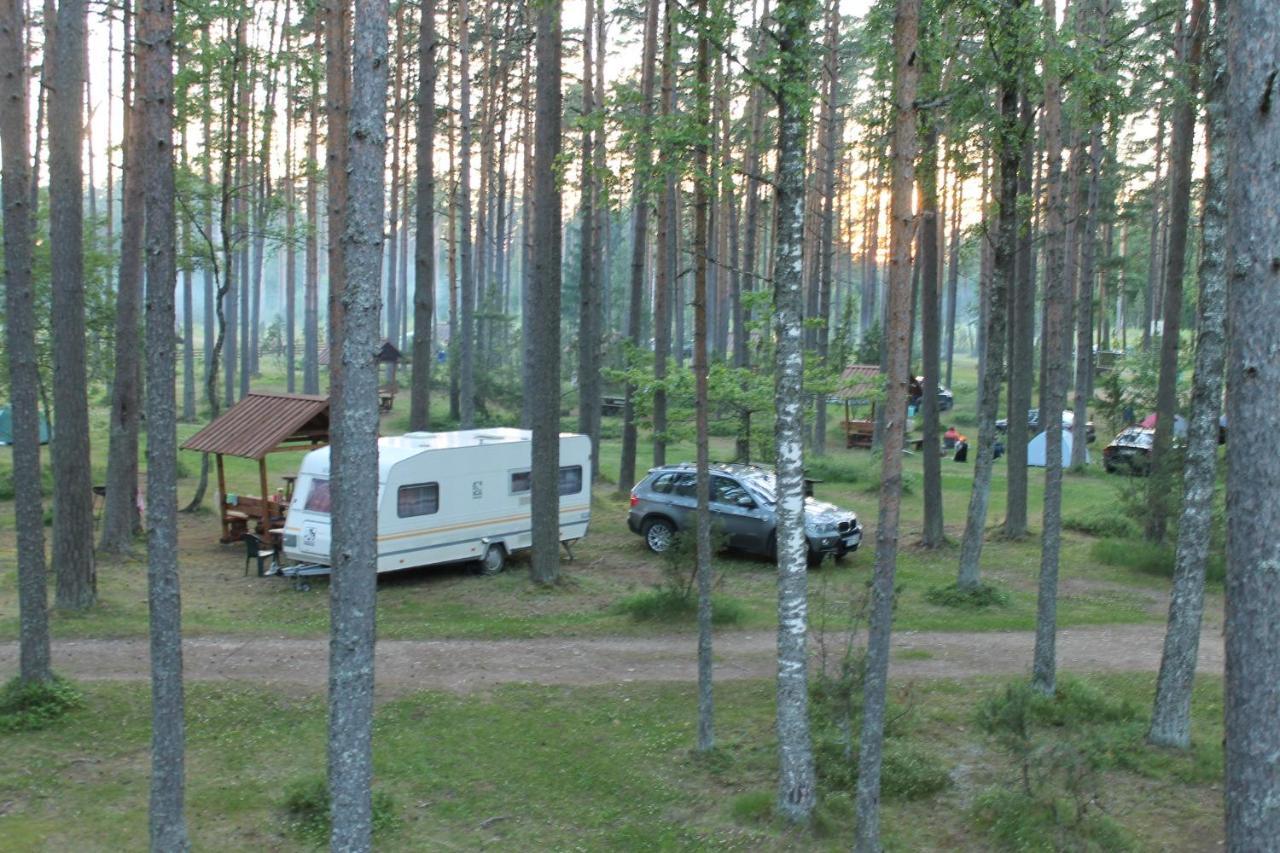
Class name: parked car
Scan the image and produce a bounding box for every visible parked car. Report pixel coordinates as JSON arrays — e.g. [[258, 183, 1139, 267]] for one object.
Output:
[[997, 409, 1096, 443], [627, 463, 861, 564], [909, 376, 954, 412], [1102, 427, 1155, 474]]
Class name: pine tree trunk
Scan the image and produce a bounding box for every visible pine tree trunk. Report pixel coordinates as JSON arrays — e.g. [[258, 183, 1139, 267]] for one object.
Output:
[[0, 0, 52, 683], [410, 0, 437, 431], [328, 0, 388, 846], [577, 0, 601, 477], [284, 24, 297, 395], [48, 0, 97, 611], [304, 20, 321, 395], [102, 1, 145, 553], [1032, 0, 1067, 695], [138, 0, 189, 843], [325, 0, 351, 399], [1146, 0, 1206, 543], [944, 167, 961, 389], [1003, 94, 1035, 537], [813, 0, 839, 458], [1142, 110, 1165, 353], [691, 0, 715, 753], [1149, 0, 1225, 748], [528, 0, 562, 587], [919, 123, 943, 547], [651, 0, 671, 469], [772, 0, 818, 826], [855, 2, 918, 846], [1223, 0, 1280, 843], [956, 32, 1019, 590], [457, 0, 476, 428]]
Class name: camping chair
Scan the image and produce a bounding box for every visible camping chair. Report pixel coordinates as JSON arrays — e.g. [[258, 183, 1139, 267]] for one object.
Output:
[[242, 532, 279, 577]]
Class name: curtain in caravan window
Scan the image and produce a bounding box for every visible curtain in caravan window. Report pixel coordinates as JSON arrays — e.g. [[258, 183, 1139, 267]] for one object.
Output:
[[304, 479, 332, 513], [398, 483, 440, 517], [558, 466, 583, 496]]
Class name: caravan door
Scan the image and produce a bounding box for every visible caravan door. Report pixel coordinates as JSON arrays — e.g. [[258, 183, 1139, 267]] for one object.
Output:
[[286, 475, 333, 563]]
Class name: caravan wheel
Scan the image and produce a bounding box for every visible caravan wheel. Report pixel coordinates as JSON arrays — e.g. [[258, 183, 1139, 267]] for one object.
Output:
[[478, 544, 506, 576]]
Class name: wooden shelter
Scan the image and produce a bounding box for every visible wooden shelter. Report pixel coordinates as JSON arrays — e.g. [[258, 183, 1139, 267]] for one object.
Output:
[[181, 392, 330, 542], [835, 364, 882, 448], [319, 340, 405, 410]]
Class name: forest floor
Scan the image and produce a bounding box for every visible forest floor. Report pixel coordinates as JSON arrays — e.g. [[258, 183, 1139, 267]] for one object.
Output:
[[0, 621, 1224, 697]]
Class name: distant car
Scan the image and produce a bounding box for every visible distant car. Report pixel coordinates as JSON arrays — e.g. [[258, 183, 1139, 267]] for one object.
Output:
[[909, 377, 954, 412], [1103, 427, 1155, 474], [627, 463, 862, 565], [997, 409, 1096, 443]]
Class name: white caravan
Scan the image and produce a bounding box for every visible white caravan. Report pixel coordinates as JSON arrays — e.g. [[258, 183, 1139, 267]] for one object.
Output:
[[281, 428, 592, 575]]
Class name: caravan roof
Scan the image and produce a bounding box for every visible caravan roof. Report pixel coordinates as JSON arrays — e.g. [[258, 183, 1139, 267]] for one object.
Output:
[[297, 428, 573, 479]]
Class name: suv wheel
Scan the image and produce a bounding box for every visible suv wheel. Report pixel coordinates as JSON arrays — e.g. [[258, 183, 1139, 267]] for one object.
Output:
[[642, 517, 676, 554]]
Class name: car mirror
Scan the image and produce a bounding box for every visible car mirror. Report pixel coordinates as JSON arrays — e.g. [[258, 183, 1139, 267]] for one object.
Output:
[[737, 496, 755, 508]]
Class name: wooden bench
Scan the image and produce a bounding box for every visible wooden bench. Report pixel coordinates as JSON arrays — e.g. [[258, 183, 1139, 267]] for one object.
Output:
[[600, 395, 626, 417]]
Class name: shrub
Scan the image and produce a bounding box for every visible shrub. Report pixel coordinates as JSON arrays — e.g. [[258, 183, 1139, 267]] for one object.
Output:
[[880, 741, 953, 801], [1091, 538, 1224, 584], [728, 790, 774, 825], [973, 786, 1134, 852], [803, 455, 873, 484], [0, 675, 84, 733], [1062, 506, 1140, 539], [924, 582, 1010, 609], [612, 588, 745, 626], [280, 776, 399, 842]]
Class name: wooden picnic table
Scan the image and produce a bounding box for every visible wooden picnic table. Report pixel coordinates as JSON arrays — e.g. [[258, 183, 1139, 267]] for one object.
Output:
[[222, 494, 285, 543]]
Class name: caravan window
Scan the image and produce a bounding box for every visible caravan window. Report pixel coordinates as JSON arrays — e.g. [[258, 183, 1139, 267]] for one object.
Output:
[[559, 466, 583, 496], [397, 483, 440, 517], [509, 467, 584, 496], [303, 479, 331, 513]]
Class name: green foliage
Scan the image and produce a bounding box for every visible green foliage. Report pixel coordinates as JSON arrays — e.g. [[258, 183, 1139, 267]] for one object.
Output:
[[280, 776, 399, 843], [728, 790, 774, 825], [924, 582, 1010, 609], [611, 588, 744, 626], [1090, 538, 1225, 585], [973, 785, 1134, 852], [854, 321, 882, 366], [0, 676, 84, 733], [1062, 505, 1141, 539]]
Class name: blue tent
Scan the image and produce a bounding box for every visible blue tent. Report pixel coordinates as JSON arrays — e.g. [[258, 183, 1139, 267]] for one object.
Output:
[[0, 407, 51, 445]]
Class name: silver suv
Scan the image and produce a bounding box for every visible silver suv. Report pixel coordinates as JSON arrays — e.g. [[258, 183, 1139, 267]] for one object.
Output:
[[627, 463, 862, 563]]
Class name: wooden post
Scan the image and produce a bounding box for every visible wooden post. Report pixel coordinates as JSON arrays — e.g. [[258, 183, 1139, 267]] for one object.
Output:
[[258, 457, 270, 534], [215, 453, 228, 540]]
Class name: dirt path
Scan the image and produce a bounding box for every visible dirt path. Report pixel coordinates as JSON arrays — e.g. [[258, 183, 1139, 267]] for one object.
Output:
[[0, 623, 1222, 696]]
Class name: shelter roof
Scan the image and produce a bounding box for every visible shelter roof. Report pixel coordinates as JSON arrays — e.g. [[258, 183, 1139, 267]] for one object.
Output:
[[180, 392, 329, 460], [835, 364, 883, 401]]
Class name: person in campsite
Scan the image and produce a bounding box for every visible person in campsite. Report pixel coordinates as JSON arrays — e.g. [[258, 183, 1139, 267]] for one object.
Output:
[[953, 433, 969, 462]]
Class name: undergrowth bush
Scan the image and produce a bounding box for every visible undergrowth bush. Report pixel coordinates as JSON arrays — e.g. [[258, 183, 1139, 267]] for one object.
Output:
[[1091, 538, 1225, 584], [280, 776, 399, 842], [1062, 505, 1141, 539], [0, 675, 84, 733], [612, 588, 744, 626], [924, 581, 1010, 609]]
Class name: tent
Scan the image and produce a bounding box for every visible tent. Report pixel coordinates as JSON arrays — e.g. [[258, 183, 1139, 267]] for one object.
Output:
[[1139, 412, 1188, 438], [0, 407, 50, 445], [1027, 428, 1087, 468]]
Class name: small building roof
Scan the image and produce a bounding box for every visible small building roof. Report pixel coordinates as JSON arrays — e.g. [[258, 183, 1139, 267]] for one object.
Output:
[[836, 364, 883, 401], [181, 392, 330, 460]]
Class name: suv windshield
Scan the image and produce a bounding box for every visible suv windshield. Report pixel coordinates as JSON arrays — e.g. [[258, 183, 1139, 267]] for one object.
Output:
[[742, 472, 777, 505]]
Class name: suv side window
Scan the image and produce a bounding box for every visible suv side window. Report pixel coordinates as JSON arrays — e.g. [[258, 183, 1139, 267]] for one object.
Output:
[[712, 476, 750, 506], [672, 473, 697, 498], [650, 472, 678, 494]]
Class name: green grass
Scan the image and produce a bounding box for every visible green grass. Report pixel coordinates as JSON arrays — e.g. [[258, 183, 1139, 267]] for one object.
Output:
[[0, 673, 1225, 851]]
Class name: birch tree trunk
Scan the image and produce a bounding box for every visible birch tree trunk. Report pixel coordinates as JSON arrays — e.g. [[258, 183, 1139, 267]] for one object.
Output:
[[0, 0, 52, 684], [138, 0, 189, 845], [328, 0, 388, 847], [48, 0, 97, 611], [771, 0, 818, 825], [1222, 0, 1280, 844], [855, 1, 917, 846], [1148, 0, 1225, 749], [1031, 0, 1067, 695], [410, 0, 436, 431], [1146, 0, 1205, 543], [529, 0, 562, 587]]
